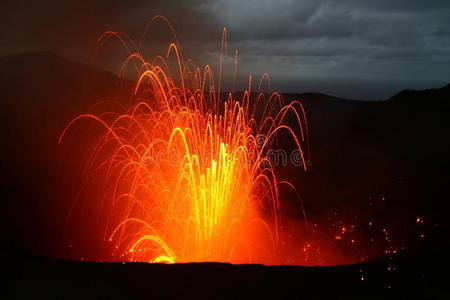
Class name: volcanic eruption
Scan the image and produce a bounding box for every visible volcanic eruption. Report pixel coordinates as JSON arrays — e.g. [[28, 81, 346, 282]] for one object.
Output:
[[60, 16, 309, 264]]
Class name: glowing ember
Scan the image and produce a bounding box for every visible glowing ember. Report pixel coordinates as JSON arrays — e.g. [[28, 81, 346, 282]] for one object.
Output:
[[60, 16, 308, 264]]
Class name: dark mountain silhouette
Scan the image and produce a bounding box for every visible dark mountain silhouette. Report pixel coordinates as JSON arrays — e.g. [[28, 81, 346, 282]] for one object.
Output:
[[389, 84, 450, 105]]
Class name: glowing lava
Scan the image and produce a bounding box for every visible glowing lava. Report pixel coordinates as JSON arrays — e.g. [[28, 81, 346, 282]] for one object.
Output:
[[61, 16, 308, 264]]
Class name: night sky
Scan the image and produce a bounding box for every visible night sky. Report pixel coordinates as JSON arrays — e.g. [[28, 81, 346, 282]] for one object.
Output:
[[1, 0, 449, 99]]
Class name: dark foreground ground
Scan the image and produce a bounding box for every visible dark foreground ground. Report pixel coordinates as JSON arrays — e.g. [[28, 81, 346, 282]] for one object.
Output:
[[4, 251, 448, 299]]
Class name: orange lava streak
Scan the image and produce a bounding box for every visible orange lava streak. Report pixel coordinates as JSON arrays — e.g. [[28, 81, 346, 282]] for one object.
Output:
[[61, 17, 308, 264]]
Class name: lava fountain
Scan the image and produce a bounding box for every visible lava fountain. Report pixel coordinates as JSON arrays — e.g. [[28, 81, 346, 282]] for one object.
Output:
[[60, 16, 309, 264]]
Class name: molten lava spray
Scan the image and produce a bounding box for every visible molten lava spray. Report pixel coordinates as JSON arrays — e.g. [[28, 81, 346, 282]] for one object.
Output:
[[61, 16, 309, 264]]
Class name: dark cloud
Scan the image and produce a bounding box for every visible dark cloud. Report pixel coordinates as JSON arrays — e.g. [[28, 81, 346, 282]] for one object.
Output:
[[0, 0, 215, 58], [1, 0, 449, 99]]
